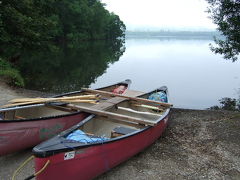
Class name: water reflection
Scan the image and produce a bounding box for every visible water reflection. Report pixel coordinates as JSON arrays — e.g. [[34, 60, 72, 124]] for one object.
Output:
[[17, 40, 125, 93], [11, 35, 240, 109], [90, 38, 240, 109]]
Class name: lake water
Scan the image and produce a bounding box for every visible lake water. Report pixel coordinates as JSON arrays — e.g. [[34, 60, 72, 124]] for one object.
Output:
[[18, 36, 240, 109], [90, 37, 240, 109]]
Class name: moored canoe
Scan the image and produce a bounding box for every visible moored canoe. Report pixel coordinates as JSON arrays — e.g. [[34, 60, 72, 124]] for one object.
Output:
[[32, 86, 171, 180], [0, 79, 131, 156]]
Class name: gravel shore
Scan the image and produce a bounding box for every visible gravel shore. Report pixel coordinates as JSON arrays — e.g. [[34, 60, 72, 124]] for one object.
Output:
[[0, 81, 239, 180]]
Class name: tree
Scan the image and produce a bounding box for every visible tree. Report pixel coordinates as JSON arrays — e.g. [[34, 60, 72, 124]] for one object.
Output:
[[206, 0, 240, 61], [0, 0, 59, 50], [105, 13, 126, 40]]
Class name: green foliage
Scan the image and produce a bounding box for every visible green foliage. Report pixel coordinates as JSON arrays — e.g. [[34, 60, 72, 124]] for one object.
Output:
[[206, 0, 240, 61], [0, 0, 125, 52], [0, 0, 58, 50], [0, 0, 125, 86], [209, 97, 240, 111], [0, 58, 24, 87], [219, 97, 239, 111], [106, 13, 126, 39], [54, 0, 125, 41]]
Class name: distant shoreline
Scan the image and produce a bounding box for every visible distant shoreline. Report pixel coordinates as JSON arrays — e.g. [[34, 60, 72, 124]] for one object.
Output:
[[125, 30, 221, 39]]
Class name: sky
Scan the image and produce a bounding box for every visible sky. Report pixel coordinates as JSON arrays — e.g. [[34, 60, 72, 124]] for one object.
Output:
[[101, 0, 217, 31]]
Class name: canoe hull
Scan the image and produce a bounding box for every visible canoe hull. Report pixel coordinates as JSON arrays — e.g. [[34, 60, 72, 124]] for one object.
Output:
[[0, 79, 131, 156], [34, 115, 169, 180], [0, 113, 88, 156]]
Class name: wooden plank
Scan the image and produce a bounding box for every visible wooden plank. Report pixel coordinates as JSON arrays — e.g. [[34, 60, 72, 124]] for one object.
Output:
[[124, 90, 145, 97], [66, 104, 156, 126], [90, 97, 127, 111], [91, 102, 115, 110], [117, 106, 161, 117], [46, 97, 125, 114], [2, 95, 99, 108], [45, 91, 145, 115], [101, 117, 146, 129], [132, 103, 164, 111], [82, 88, 173, 107], [105, 97, 126, 105], [9, 95, 99, 103]]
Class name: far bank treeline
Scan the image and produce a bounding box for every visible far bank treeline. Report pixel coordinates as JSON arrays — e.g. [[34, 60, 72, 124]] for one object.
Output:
[[0, 0, 126, 86]]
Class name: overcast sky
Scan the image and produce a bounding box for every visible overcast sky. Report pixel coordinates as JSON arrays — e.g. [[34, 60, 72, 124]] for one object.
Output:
[[101, 0, 216, 31]]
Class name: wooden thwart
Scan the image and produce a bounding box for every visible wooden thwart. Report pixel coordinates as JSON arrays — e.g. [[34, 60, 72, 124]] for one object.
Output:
[[82, 88, 173, 107], [67, 104, 156, 126]]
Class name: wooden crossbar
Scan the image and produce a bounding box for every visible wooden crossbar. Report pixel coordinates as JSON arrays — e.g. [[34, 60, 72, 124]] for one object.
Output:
[[82, 88, 172, 107], [66, 104, 156, 126]]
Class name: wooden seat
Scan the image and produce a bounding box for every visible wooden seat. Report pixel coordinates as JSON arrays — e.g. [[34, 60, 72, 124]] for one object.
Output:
[[15, 115, 25, 119], [111, 126, 136, 138]]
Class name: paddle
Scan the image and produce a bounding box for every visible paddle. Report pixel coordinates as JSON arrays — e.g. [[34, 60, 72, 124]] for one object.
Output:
[[2, 94, 100, 108], [9, 94, 100, 103]]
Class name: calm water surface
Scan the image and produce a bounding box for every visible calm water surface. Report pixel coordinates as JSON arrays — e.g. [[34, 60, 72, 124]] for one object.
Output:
[[90, 38, 240, 109]]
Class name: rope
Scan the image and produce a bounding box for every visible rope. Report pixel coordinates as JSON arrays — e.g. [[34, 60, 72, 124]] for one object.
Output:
[[12, 155, 34, 180], [23, 160, 50, 180], [12, 155, 50, 180], [34, 160, 50, 176]]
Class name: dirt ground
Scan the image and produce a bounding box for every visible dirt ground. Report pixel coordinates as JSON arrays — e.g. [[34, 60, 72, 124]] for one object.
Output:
[[0, 81, 239, 180], [0, 81, 51, 107]]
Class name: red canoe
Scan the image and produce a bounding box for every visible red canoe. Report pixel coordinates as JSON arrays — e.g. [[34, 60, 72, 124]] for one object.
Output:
[[0, 80, 131, 156], [32, 86, 171, 180]]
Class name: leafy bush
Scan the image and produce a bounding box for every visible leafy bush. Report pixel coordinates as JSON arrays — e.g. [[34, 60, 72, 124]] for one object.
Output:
[[209, 97, 240, 111], [0, 58, 24, 87], [219, 97, 238, 111], [206, 0, 240, 61]]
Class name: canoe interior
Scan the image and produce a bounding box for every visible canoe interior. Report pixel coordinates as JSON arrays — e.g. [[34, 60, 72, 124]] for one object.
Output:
[[2, 106, 73, 120], [32, 86, 169, 157], [78, 94, 167, 139], [0, 83, 129, 121], [79, 116, 140, 138]]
